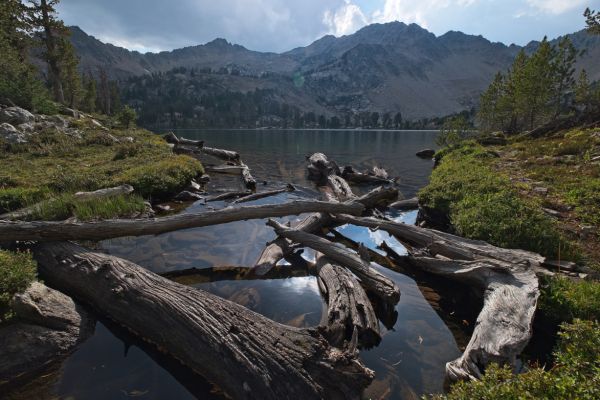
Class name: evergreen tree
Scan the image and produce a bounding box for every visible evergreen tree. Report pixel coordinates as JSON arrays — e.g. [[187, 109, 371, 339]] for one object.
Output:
[[584, 8, 600, 34], [58, 37, 81, 107], [393, 112, 402, 128], [82, 72, 96, 113], [551, 37, 578, 118]]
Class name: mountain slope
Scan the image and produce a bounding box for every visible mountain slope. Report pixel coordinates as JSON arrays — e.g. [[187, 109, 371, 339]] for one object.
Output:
[[68, 23, 600, 121]]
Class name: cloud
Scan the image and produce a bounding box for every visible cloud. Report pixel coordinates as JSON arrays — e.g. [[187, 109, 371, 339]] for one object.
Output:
[[371, 0, 478, 28], [323, 1, 368, 36], [525, 0, 587, 15]]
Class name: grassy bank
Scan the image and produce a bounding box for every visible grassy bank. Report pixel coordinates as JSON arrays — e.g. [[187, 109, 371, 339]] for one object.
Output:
[[421, 128, 600, 399]]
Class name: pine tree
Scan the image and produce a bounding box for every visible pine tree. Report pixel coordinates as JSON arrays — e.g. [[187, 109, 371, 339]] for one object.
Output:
[[58, 37, 82, 108], [393, 112, 402, 128], [551, 37, 578, 118], [584, 8, 600, 34], [82, 72, 97, 113]]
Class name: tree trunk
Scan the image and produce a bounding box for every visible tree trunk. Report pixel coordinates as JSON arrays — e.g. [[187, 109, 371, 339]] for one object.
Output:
[[341, 166, 391, 185], [33, 242, 373, 400], [74, 184, 134, 200], [331, 214, 541, 381], [0, 200, 364, 242], [232, 184, 295, 204]]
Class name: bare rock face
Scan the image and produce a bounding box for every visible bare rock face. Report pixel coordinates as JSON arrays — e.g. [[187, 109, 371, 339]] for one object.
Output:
[[0, 123, 28, 144], [0, 282, 95, 386], [0, 107, 35, 125]]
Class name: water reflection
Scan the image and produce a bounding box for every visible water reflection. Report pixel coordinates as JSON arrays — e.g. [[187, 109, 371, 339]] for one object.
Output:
[[7, 130, 463, 400]]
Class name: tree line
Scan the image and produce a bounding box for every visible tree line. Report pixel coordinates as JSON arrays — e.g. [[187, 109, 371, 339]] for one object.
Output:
[[478, 11, 600, 134], [0, 0, 122, 116]]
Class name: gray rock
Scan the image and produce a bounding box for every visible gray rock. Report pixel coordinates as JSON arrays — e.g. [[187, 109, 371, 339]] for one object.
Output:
[[17, 122, 35, 133], [0, 106, 35, 125], [0, 282, 95, 383], [198, 174, 211, 184], [186, 179, 202, 192], [90, 118, 109, 131], [174, 190, 204, 201], [120, 136, 135, 143], [48, 114, 69, 128], [0, 122, 28, 143], [416, 148, 435, 158], [60, 107, 80, 119]]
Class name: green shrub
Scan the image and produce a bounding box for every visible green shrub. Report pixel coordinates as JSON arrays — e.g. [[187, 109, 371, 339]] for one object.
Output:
[[432, 320, 600, 400], [0, 250, 37, 322], [539, 276, 600, 323], [0, 187, 49, 213], [117, 105, 137, 128], [118, 155, 203, 198], [113, 142, 143, 161], [28, 193, 146, 221]]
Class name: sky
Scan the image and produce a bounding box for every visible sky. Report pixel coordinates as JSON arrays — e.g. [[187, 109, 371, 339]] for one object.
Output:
[[57, 0, 600, 53]]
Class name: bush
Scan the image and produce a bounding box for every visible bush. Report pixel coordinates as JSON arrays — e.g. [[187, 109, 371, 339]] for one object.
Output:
[[539, 275, 600, 323], [118, 155, 203, 198], [113, 142, 142, 161], [0, 250, 37, 322], [28, 193, 146, 221], [433, 320, 600, 400], [0, 187, 48, 213], [117, 105, 137, 128]]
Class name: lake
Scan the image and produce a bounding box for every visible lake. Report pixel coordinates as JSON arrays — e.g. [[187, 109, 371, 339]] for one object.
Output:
[[8, 129, 466, 400]]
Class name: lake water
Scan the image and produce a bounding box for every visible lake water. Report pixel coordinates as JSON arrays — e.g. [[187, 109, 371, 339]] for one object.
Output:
[[7, 130, 467, 400]]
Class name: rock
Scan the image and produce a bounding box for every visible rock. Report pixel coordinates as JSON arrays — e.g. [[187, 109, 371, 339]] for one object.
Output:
[[416, 149, 435, 158], [542, 207, 562, 218], [60, 107, 80, 119], [48, 114, 68, 128], [156, 204, 171, 212], [90, 119, 109, 131], [173, 191, 204, 201], [0, 122, 28, 143], [17, 122, 35, 133], [186, 180, 202, 192], [477, 132, 507, 146], [533, 186, 548, 195], [0, 106, 35, 125], [0, 282, 95, 384], [198, 174, 211, 184], [120, 136, 135, 143], [580, 225, 596, 240]]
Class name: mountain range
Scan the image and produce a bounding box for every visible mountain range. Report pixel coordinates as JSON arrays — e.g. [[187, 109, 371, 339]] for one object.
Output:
[[68, 22, 600, 123]]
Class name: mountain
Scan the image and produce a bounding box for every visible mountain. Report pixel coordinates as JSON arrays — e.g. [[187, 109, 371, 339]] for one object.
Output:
[[67, 23, 600, 125]]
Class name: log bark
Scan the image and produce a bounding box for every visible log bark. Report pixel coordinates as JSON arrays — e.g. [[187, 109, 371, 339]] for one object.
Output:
[[163, 132, 204, 147], [389, 197, 419, 210], [341, 166, 390, 185], [307, 153, 339, 183], [206, 190, 252, 202], [33, 242, 373, 400], [241, 164, 257, 190], [0, 200, 364, 242], [73, 184, 134, 200], [266, 219, 400, 305], [331, 214, 541, 381], [232, 184, 295, 204], [316, 254, 380, 349], [252, 187, 398, 276], [201, 146, 241, 163]]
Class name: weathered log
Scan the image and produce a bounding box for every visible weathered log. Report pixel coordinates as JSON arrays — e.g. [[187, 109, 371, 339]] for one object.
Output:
[[0, 282, 95, 386], [0, 200, 364, 242], [162, 263, 311, 285], [241, 164, 257, 190], [371, 166, 388, 180], [252, 187, 398, 276], [341, 166, 390, 185], [163, 132, 204, 147], [266, 219, 400, 305], [232, 184, 295, 204], [205, 164, 246, 174], [389, 197, 419, 210], [33, 242, 373, 399], [316, 254, 380, 349], [331, 214, 541, 381], [74, 184, 134, 200], [206, 190, 252, 202], [307, 153, 339, 183], [201, 146, 241, 163], [326, 175, 356, 201]]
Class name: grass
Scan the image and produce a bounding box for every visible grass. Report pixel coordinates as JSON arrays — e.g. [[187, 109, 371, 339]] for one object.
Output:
[[0, 250, 37, 322], [419, 141, 571, 259], [431, 319, 600, 400], [0, 118, 203, 219], [539, 276, 600, 323]]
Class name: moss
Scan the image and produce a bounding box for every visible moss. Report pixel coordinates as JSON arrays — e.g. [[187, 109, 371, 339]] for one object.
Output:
[[0, 250, 37, 322], [539, 276, 600, 323], [431, 320, 600, 400], [419, 142, 569, 259]]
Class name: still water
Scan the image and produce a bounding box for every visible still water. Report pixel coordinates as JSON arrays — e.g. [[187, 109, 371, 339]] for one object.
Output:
[[9, 130, 464, 400]]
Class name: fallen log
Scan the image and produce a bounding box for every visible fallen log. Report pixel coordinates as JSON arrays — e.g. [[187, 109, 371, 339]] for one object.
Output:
[[33, 242, 373, 399], [74, 184, 134, 200], [252, 187, 398, 276], [316, 254, 380, 348], [307, 153, 339, 183], [331, 214, 541, 381], [0, 200, 364, 242], [201, 146, 240, 163], [205, 190, 252, 202], [241, 164, 257, 190], [266, 219, 400, 305], [389, 197, 419, 210], [371, 166, 388, 180], [341, 166, 390, 185], [205, 164, 246, 174], [163, 132, 204, 147], [232, 184, 295, 204]]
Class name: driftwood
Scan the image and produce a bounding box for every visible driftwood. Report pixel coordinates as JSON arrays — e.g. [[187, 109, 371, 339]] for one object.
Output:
[[371, 166, 388, 180], [307, 153, 339, 183], [332, 214, 541, 381], [33, 242, 373, 399], [316, 254, 380, 348], [241, 164, 257, 189], [206, 190, 252, 202], [201, 146, 240, 163], [266, 219, 400, 306], [0, 282, 95, 386], [205, 164, 246, 174], [0, 200, 364, 242], [252, 186, 398, 276], [74, 184, 134, 200], [341, 166, 390, 185], [162, 263, 311, 284], [163, 132, 203, 147], [232, 184, 295, 204], [389, 197, 419, 210]]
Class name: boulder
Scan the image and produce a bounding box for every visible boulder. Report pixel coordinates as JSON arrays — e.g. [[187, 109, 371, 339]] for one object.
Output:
[[0, 107, 35, 125], [0, 123, 28, 144], [60, 107, 80, 119], [416, 148, 435, 158], [173, 190, 204, 201]]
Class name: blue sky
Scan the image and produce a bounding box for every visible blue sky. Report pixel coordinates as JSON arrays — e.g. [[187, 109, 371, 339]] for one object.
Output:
[[57, 0, 600, 53]]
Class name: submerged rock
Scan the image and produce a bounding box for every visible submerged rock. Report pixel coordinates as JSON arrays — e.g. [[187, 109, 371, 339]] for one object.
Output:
[[416, 148, 435, 158], [0, 106, 35, 125]]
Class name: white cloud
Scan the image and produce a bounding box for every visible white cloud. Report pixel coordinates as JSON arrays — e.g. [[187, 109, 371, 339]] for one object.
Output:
[[323, 1, 369, 36], [525, 0, 587, 15]]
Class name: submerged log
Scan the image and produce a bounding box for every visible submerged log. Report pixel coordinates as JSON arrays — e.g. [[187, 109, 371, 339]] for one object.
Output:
[[266, 219, 400, 306], [232, 184, 296, 204], [34, 242, 373, 399], [316, 254, 380, 348], [252, 186, 398, 276], [0, 200, 364, 242], [332, 214, 541, 381], [341, 166, 390, 185], [241, 164, 257, 190], [206, 190, 252, 202]]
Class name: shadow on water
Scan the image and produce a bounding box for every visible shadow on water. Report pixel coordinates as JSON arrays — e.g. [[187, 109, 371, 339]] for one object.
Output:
[[5, 130, 481, 400]]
